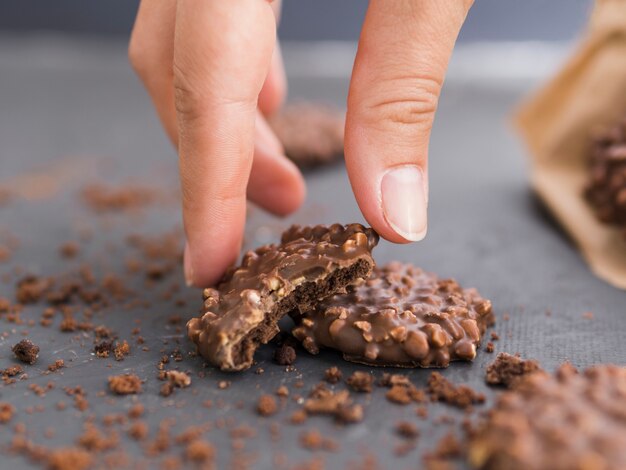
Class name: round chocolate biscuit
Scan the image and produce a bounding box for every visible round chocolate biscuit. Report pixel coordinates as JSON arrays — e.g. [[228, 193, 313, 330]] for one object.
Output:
[[291, 262, 495, 368], [268, 102, 344, 168], [468, 364, 626, 470], [187, 224, 379, 372]]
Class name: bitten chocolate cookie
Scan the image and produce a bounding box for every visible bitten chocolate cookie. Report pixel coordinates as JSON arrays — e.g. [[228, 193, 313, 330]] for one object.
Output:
[[187, 224, 379, 371], [468, 364, 626, 470], [267, 102, 344, 168], [584, 117, 626, 230], [291, 262, 494, 368]]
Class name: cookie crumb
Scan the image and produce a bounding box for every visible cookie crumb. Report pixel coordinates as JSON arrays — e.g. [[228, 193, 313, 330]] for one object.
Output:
[[12, 339, 40, 364], [165, 370, 191, 388], [324, 366, 342, 384], [113, 340, 130, 361], [217, 380, 231, 390], [273, 342, 296, 365], [395, 421, 419, 439], [0, 402, 15, 423], [299, 429, 338, 452], [108, 374, 142, 395], [256, 395, 278, 417], [127, 403, 144, 419], [346, 371, 373, 393], [185, 440, 215, 463], [485, 352, 542, 388], [46, 447, 93, 470], [128, 421, 148, 440], [47, 359, 65, 372], [427, 372, 484, 409], [59, 242, 80, 258], [290, 409, 308, 425]]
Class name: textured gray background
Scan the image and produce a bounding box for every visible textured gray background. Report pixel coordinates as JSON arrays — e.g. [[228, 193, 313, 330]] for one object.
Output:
[[0, 37, 625, 469]]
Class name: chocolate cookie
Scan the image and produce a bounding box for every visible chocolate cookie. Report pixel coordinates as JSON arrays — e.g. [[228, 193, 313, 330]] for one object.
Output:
[[468, 364, 626, 470], [187, 224, 379, 371], [291, 262, 494, 368], [584, 117, 626, 231], [267, 102, 344, 168]]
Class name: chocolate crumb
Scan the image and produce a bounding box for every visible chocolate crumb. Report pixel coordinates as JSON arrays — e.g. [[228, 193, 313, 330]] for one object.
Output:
[[490, 331, 500, 341], [217, 380, 231, 390], [427, 372, 485, 409], [127, 403, 144, 419], [16, 275, 51, 304], [276, 385, 289, 397], [59, 242, 80, 258], [108, 374, 142, 395], [485, 352, 542, 388], [379, 373, 412, 388], [346, 371, 373, 393], [299, 429, 338, 452], [47, 359, 65, 372], [423, 432, 463, 464], [386, 385, 412, 405], [256, 395, 278, 417], [396, 421, 419, 439], [290, 409, 308, 425], [94, 340, 113, 358], [2, 365, 23, 378], [304, 387, 363, 424], [0, 402, 15, 423], [164, 370, 191, 388], [485, 342, 495, 353], [324, 366, 342, 384], [12, 339, 40, 364], [46, 447, 93, 470], [185, 440, 215, 463], [273, 342, 297, 366], [160, 382, 174, 397], [128, 421, 148, 440], [113, 340, 130, 361]]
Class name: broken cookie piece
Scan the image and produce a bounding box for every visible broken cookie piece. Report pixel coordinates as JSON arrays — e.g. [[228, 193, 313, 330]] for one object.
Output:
[[292, 262, 494, 368], [267, 102, 345, 168], [468, 364, 626, 470], [187, 224, 379, 371]]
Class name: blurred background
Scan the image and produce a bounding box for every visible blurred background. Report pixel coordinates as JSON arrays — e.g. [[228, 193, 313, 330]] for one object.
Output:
[[0, 0, 594, 42]]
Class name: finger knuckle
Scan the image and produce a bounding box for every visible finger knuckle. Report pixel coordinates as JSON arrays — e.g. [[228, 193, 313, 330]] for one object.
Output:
[[362, 74, 442, 132]]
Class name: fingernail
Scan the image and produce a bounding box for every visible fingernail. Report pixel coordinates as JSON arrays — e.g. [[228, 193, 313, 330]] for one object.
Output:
[[183, 243, 194, 287], [381, 165, 428, 241]]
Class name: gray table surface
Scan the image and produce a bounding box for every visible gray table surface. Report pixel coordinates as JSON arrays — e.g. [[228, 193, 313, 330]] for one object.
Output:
[[0, 36, 625, 470]]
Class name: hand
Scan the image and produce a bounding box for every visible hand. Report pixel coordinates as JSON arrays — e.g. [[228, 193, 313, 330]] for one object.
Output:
[[129, 0, 472, 287]]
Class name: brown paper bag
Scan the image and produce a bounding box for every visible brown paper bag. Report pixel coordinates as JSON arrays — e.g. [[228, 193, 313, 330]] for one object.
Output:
[[515, 0, 626, 289]]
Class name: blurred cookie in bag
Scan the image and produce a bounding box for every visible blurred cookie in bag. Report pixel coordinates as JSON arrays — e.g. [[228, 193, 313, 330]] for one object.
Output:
[[585, 117, 626, 233], [268, 102, 344, 168]]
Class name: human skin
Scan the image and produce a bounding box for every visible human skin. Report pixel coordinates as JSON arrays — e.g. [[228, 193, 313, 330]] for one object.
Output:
[[128, 0, 473, 287]]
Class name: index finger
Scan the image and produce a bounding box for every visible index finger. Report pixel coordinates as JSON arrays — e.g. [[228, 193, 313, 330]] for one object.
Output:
[[175, 0, 277, 286]]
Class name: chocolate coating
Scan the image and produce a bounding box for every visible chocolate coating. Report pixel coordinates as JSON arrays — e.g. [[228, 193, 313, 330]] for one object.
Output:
[[469, 364, 626, 470], [291, 262, 494, 368], [267, 102, 344, 168], [585, 117, 626, 231], [187, 224, 378, 372]]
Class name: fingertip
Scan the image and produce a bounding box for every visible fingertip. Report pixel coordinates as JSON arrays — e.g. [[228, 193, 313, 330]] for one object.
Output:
[[184, 236, 242, 288]]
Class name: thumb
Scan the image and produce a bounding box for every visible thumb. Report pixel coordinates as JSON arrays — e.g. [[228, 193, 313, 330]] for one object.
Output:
[[345, 0, 472, 243]]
